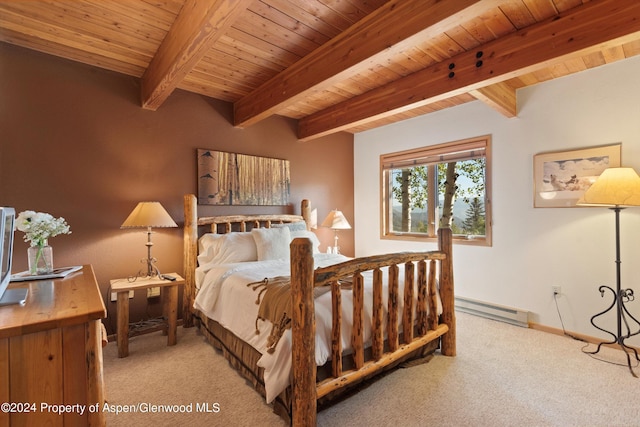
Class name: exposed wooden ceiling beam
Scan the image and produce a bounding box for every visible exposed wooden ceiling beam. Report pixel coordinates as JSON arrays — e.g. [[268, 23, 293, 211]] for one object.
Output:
[[469, 82, 517, 118], [298, 0, 640, 141], [141, 0, 248, 111], [233, 0, 502, 128]]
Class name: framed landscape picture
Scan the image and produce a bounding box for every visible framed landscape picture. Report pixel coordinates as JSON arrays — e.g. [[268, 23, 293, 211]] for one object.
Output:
[[533, 143, 621, 208], [197, 149, 290, 206]]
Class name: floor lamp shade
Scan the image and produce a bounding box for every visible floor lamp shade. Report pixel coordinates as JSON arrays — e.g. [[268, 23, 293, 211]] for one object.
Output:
[[577, 167, 640, 207]]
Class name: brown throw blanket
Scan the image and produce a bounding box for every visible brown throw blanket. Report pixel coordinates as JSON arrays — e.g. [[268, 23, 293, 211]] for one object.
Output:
[[248, 276, 351, 354]]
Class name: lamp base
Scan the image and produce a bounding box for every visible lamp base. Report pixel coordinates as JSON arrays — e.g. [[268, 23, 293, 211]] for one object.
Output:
[[143, 257, 162, 278], [584, 206, 640, 377], [332, 230, 340, 254], [586, 285, 640, 377], [140, 228, 162, 278]]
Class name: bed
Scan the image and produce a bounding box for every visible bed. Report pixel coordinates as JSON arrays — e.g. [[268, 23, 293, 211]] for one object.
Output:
[[182, 194, 455, 426]]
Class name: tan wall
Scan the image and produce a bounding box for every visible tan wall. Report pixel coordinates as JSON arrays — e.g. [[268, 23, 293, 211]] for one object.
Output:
[[0, 44, 354, 334]]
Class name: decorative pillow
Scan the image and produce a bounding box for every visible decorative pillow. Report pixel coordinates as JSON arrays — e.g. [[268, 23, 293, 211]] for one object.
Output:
[[251, 227, 291, 261], [197, 232, 258, 265], [272, 220, 308, 232], [290, 230, 321, 254]]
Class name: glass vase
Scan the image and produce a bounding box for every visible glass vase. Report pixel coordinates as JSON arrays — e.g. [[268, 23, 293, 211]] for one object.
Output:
[[28, 243, 53, 275]]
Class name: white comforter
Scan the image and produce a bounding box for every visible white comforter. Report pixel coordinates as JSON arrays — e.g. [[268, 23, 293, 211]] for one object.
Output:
[[194, 253, 440, 403]]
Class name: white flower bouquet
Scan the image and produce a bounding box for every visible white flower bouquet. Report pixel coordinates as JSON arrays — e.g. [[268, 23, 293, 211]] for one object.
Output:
[[15, 210, 71, 274], [15, 211, 71, 247]]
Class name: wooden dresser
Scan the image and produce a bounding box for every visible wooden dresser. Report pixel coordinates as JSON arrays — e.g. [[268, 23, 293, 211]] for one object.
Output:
[[0, 265, 106, 427]]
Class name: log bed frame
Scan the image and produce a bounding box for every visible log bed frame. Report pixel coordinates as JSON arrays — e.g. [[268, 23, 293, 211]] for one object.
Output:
[[182, 194, 456, 426]]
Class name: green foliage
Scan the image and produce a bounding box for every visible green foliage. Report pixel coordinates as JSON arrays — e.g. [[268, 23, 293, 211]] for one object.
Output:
[[461, 197, 485, 235], [392, 158, 485, 210], [390, 157, 486, 236], [392, 166, 428, 210], [455, 158, 486, 204]]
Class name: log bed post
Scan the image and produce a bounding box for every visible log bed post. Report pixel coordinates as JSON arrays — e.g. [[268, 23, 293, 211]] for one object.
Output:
[[301, 199, 311, 230], [290, 237, 316, 426], [183, 194, 198, 328], [438, 227, 456, 356]]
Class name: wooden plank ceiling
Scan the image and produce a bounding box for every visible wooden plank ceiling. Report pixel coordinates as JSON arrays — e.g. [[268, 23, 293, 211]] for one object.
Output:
[[1, 0, 640, 141]]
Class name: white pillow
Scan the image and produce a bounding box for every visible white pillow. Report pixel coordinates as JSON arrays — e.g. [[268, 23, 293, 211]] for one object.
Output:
[[198, 233, 220, 255], [272, 220, 308, 232], [197, 232, 258, 265], [251, 227, 291, 261], [290, 230, 321, 254]]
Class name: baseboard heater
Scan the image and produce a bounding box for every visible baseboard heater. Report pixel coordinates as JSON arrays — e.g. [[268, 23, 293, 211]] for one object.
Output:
[[454, 296, 529, 328]]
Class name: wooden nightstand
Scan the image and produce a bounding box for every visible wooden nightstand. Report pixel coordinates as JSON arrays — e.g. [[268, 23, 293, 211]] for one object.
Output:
[[110, 273, 184, 358]]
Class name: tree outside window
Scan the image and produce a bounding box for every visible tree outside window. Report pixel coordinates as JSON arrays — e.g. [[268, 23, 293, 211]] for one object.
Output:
[[381, 136, 492, 246]]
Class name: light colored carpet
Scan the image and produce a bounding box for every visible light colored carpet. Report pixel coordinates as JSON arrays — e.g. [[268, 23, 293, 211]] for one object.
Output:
[[103, 312, 640, 427]]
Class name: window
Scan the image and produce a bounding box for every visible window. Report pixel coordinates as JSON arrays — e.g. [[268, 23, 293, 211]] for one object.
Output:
[[381, 135, 492, 246]]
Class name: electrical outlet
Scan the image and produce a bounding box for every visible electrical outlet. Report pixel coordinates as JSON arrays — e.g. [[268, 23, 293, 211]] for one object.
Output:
[[110, 290, 134, 302], [552, 286, 561, 296], [147, 287, 160, 298]]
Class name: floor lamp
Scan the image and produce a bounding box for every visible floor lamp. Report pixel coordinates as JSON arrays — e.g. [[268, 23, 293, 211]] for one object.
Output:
[[577, 167, 640, 377], [121, 201, 178, 277]]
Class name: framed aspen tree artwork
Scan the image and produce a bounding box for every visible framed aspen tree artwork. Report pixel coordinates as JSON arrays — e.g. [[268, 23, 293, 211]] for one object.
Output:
[[197, 149, 290, 206]]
